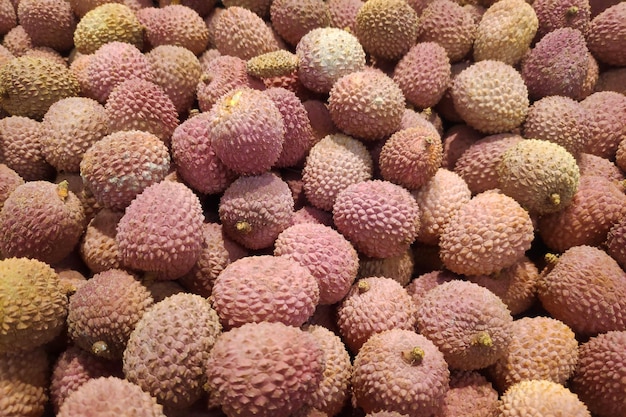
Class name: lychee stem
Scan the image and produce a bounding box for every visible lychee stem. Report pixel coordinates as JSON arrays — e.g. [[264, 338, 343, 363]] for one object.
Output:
[[544, 253, 560, 265], [471, 331, 493, 347], [57, 180, 69, 201], [567, 6, 579, 15], [92, 341, 108, 357], [235, 221, 252, 234], [550, 193, 561, 207], [357, 280, 370, 293], [402, 347, 425, 365]]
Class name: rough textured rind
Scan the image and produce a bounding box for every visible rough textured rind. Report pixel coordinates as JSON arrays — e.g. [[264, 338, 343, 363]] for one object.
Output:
[[570, 330, 626, 417], [79, 208, 123, 274], [296, 27, 365, 94], [2, 25, 32, 57], [532, 0, 591, 39], [498, 380, 591, 417], [473, 0, 538, 65], [58, 377, 165, 417], [594, 67, 626, 95], [137, 5, 208, 55], [0, 257, 67, 353], [17, 0, 76, 52], [0, 0, 16, 36], [578, 153, 625, 182], [451, 60, 529, 134], [270, 0, 331, 46], [123, 293, 222, 410], [416, 280, 513, 370], [436, 370, 499, 417], [587, 2, 626, 66], [355, 0, 419, 61], [302, 133, 373, 212], [67, 269, 153, 361], [537, 245, 626, 336], [116, 181, 204, 279], [352, 329, 450, 417], [333, 180, 421, 259], [0, 181, 85, 264], [222, 0, 272, 17], [580, 91, 626, 160], [337, 277, 418, 353], [439, 192, 534, 276], [0, 164, 23, 211], [211, 255, 319, 328], [219, 172, 294, 250], [247, 50, 299, 79], [358, 249, 414, 287], [205, 321, 325, 417], [275, 223, 358, 305], [0, 116, 54, 182], [441, 124, 483, 170], [80, 130, 170, 211], [607, 217, 626, 271], [0, 348, 49, 417]]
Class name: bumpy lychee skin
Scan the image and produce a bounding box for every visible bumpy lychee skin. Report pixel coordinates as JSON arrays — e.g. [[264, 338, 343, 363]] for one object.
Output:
[[205, 321, 325, 417], [211, 255, 319, 328], [0, 0, 16, 36], [538, 245, 626, 336], [439, 192, 534, 276], [138, 5, 208, 55], [0, 115, 54, 181], [117, 181, 204, 280], [607, 217, 626, 271], [451, 60, 529, 134], [0, 164, 23, 211], [587, 2, 626, 66], [0, 181, 85, 264], [270, 0, 331, 47], [0, 347, 49, 417], [498, 380, 591, 417], [355, 0, 419, 61], [17, 0, 76, 52], [570, 330, 626, 417], [578, 153, 625, 182], [580, 91, 626, 160], [296, 27, 365, 94], [274, 223, 359, 305], [123, 293, 222, 410], [333, 180, 421, 259], [219, 172, 294, 250], [328, 68, 405, 141], [80, 130, 170, 211], [533, 0, 591, 39], [0, 55, 80, 119], [2, 25, 32, 57], [352, 329, 450, 417], [58, 377, 165, 417], [79, 208, 123, 274], [437, 370, 499, 417], [379, 126, 443, 190], [222, 0, 272, 17], [337, 277, 418, 353], [497, 139, 580, 215], [0, 257, 68, 353], [417, 280, 513, 371], [473, 0, 538, 65], [208, 87, 285, 175], [68, 269, 153, 361], [358, 249, 414, 287]]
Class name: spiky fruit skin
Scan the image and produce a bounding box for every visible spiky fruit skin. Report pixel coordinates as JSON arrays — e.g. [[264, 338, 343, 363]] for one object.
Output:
[[538, 245, 626, 336], [0, 181, 85, 264], [274, 223, 359, 305], [270, 0, 331, 46], [328, 68, 405, 141], [532, 0, 591, 39], [440, 124, 482, 171], [333, 180, 421, 259], [379, 127, 443, 190], [138, 5, 208, 55], [219, 173, 294, 250], [607, 217, 626, 271], [522, 95, 592, 158], [222, 0, 272, 17], [123, 293, 222, 410], [412, 168, 472, 246], [83, 41, 154, 104], [497, 139, 580, 215], [79, 208, 123, 274], [587, 2, 626, 66], [117, 181, 204, 280], [337, 277, 418, 353], [80, 130, 170, 211], [211, 255, 319, 328], [570, 330, 626, 417], [437, 370, 499, 417], [488, 316, 578, 393], [0, 0, 16, 36], [355, 0, 419, 61], [50, 346, 121, 413], [537, 175, 626, 252], [296, 27, 365, 94], [146, 45, 201, 115], [451, 60, 529, 134], [580, 91, 626, 160], [498, 380, 591, 417], [439, 192, 534, 276], [105, 78, 179, 144], [2, 25, 32, 57], [417, 280, 513, 370], [302, 133, 372, 211], [358, 249, 414, 286], [41, 97, 109, 174], [73, 3, 144, 54], [352, 329, 450, 417], [0, 56, 80, 119], [209, 87, 285, 175], [521, 28, 590, 101], [578, 153, 625, 182], [0, 257, 67, 353], [213, 6, 280, 60], [0, 164, 23, 211], [67, 269, 153, 360], [205, 321, 325, 417], [58, 377, 165, 417], [17, 0, 76, 52], [0, 348, 49, 417], [473, 0, 538, 65]]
